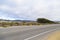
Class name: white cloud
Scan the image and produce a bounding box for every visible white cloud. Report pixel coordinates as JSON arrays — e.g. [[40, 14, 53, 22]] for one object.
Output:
[[0, 16, 15, 20], [0, 5, 11, 10], [0, 0, 60, 21]]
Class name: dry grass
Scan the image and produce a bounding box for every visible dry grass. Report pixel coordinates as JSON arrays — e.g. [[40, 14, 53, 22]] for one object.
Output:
[[47, 31, 60, 40], [0, 22, 41, 27]]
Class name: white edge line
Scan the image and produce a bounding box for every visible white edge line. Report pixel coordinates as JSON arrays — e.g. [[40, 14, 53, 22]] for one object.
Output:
[[24, 29, 57, 40]]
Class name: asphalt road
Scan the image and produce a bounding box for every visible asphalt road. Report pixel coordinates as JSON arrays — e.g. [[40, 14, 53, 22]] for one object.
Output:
[[0, 24, 60, 40]]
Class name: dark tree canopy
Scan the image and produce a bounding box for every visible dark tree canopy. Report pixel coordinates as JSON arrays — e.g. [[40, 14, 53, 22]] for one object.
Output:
[[37, 18, 54, 23]]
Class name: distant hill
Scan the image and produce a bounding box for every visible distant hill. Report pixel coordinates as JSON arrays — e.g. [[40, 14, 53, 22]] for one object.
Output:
[[0, 19, 35, 22], [0, 19, 59, 23]]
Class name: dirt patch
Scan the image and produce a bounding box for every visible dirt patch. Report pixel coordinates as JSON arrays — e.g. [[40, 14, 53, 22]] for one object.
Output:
[[47, 31, 60, 40]]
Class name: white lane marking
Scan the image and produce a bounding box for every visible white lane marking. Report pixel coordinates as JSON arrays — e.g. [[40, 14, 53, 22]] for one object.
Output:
[[24, 29, 57, 40]]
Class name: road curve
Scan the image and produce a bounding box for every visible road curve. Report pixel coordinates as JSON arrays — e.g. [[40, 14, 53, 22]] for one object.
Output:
[[0, 24, 60, 40]]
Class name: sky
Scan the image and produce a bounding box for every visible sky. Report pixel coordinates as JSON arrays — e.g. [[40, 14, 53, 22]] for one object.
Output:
[[0, 0, 60, 21]]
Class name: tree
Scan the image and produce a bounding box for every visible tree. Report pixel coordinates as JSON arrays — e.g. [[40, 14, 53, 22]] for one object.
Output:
[[37, 18, 54, 23]]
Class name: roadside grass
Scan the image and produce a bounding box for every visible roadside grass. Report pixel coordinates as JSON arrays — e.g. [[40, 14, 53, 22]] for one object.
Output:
[[0, 22, 57, 28], [0, 22, 41, 27]]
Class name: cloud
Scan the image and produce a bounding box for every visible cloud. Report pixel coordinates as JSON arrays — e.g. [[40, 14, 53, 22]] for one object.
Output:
[[0, 0, 60, 21]]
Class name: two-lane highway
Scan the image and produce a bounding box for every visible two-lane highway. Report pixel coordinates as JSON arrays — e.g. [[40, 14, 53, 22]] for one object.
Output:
[[0, 24, 60, 40]]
